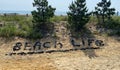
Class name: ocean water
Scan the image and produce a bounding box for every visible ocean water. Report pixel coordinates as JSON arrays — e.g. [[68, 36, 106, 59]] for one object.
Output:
[[0, 10, 67, 15]]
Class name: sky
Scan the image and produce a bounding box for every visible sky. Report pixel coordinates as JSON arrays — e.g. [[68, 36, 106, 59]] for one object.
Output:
[[0, 0, 120, 12]]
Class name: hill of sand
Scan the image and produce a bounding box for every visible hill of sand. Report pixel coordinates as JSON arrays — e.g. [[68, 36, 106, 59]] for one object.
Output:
[[0, 36, 120, 70], [0, 22, 120, 70]]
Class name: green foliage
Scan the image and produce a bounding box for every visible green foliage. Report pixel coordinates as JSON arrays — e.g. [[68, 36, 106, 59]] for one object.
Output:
[[0, 15, 34, 38], [67, 0, 90, 31], [102, 16, 120, 36], [94, 0, 115, 24], [0, 15, 26, 22], [50, 16, 68, 22], [103, 16, 120, 29], [0, 24, 31, 38], [0, 14, 55, 39], [31, 0, 56, 31], [28, 29, 42, 39], [89, 16, 98, 23], [0, 24, 17, 37], [116, 31, 120, 36]]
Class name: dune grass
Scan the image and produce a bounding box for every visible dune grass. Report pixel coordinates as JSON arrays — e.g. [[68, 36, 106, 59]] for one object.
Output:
[[0, 15, 120, 38]]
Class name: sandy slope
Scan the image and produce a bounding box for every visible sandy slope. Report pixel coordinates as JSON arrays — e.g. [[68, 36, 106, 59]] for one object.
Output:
[[0, 22, 120, 70], [0, 36, 120, 70]]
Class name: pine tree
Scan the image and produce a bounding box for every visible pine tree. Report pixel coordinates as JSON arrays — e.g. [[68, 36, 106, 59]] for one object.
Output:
[[94, 0, 115, 23], [67, 0, 90, 31], [31, 0, 56, 31]]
